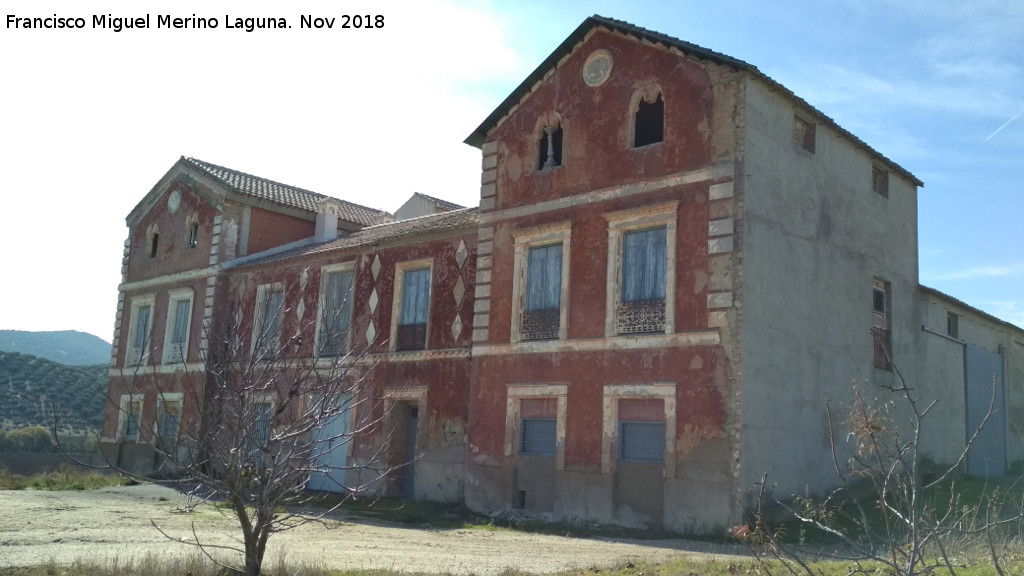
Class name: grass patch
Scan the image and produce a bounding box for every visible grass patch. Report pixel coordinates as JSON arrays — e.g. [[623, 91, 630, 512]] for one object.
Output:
[[4, 556, 1024, 576], [305, 493, 698, 541], [0, 464, 130, 491]]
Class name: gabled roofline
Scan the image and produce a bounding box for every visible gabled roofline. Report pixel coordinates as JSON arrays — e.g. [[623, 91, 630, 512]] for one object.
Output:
[[464, 15, 922, 188], [919, 284, 1024, 335], [126, 157, 225, 228]]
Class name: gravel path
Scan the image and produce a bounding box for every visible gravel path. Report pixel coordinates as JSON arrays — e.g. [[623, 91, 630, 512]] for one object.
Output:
[[0, 484, 748, 574]]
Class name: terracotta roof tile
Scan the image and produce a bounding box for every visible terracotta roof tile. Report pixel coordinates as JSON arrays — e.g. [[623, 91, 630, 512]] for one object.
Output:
[[183, 157, 391, 226]]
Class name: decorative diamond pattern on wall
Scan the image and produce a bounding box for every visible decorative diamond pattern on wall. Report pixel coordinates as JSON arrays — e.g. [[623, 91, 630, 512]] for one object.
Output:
[[453, 277, 465, 307], [455, 239, 468, 269], [371, 254, 381, 280], [296, 298, 305, 322], [366, 322, 376, 346], [369, 288, 378, 314], [452, 314, 463, 341]]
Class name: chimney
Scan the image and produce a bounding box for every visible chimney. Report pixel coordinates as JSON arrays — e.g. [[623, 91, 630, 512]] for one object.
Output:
[[314, 198, 342, 242]]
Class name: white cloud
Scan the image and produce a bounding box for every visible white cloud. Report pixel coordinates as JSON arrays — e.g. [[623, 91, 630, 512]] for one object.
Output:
[[925, 263, 1024, 282]]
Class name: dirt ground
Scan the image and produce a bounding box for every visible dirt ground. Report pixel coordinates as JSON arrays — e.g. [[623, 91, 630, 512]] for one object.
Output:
[[0, 484, 748, 574]]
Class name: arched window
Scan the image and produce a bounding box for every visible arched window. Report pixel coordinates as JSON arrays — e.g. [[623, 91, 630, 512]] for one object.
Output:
[[185, 213, 199, 250], [629, 85, 664, 148], [535, 114, 563, 171], [146, 225, 160, 259]]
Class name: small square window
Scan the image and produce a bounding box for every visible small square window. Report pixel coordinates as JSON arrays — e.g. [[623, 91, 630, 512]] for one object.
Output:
[[947, 311, 959, 339], [794, 115, 816, 153]]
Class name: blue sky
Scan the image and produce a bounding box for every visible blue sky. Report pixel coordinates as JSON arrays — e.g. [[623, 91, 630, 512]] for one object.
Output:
[[1, 0, 1021, 341]]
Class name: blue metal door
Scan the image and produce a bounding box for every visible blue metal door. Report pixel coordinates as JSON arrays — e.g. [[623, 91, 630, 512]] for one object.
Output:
[[308, 394, 351, 492], [965, 345, 1006, 476]]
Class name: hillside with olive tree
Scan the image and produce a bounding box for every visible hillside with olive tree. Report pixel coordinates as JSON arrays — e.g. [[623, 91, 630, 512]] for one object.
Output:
[[0, 351, 107, 433]]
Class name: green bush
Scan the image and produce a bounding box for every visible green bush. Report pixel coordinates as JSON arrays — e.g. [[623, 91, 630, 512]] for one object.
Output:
[[0, 426, 56, 453]]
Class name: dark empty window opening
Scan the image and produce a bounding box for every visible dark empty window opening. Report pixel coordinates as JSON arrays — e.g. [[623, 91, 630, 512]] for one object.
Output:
[[872, 166, 889, 198], [634, 94, 664, 148], [873, 287, 886, 315], [187, 222, 199, 249], [149, 233, 159, 258], [537, 125, 563, 170]]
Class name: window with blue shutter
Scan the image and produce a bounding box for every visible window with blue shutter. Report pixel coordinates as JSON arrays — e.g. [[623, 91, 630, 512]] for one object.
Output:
[[617, 227, 667, 333], [397, 268, 430, 350], [320, 270, 354, 356], [619, 421, 665, 462], [520, 418, 557, 455], [522, 244, 562, 340]]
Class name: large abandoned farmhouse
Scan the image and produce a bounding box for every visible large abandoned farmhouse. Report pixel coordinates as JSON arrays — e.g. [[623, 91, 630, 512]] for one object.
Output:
[[103, 16, 1024, 532]]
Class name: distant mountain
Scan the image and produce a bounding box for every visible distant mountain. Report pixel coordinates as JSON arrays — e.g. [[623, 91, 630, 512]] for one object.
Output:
[[0, 330, 111, 366], [0, 351, 107, 432]]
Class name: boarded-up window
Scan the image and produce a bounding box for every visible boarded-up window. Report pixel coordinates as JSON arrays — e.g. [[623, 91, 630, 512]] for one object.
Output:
[[794, 115, 816, 153], [522, 244, 562, 340], [398, 268, 430, 351], [320, 270, 354, 356]]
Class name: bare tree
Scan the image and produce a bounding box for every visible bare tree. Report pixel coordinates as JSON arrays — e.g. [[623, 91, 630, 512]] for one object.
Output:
[[97, 271, 393, 576], [739, 359, 1020, 576]]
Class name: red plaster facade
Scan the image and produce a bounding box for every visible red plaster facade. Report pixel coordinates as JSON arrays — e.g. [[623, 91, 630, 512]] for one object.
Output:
[[105, 16, 954, 534]]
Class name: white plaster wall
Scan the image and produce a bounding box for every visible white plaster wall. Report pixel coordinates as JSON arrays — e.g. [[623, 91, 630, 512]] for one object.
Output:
[[738, 77, 922, 499]]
